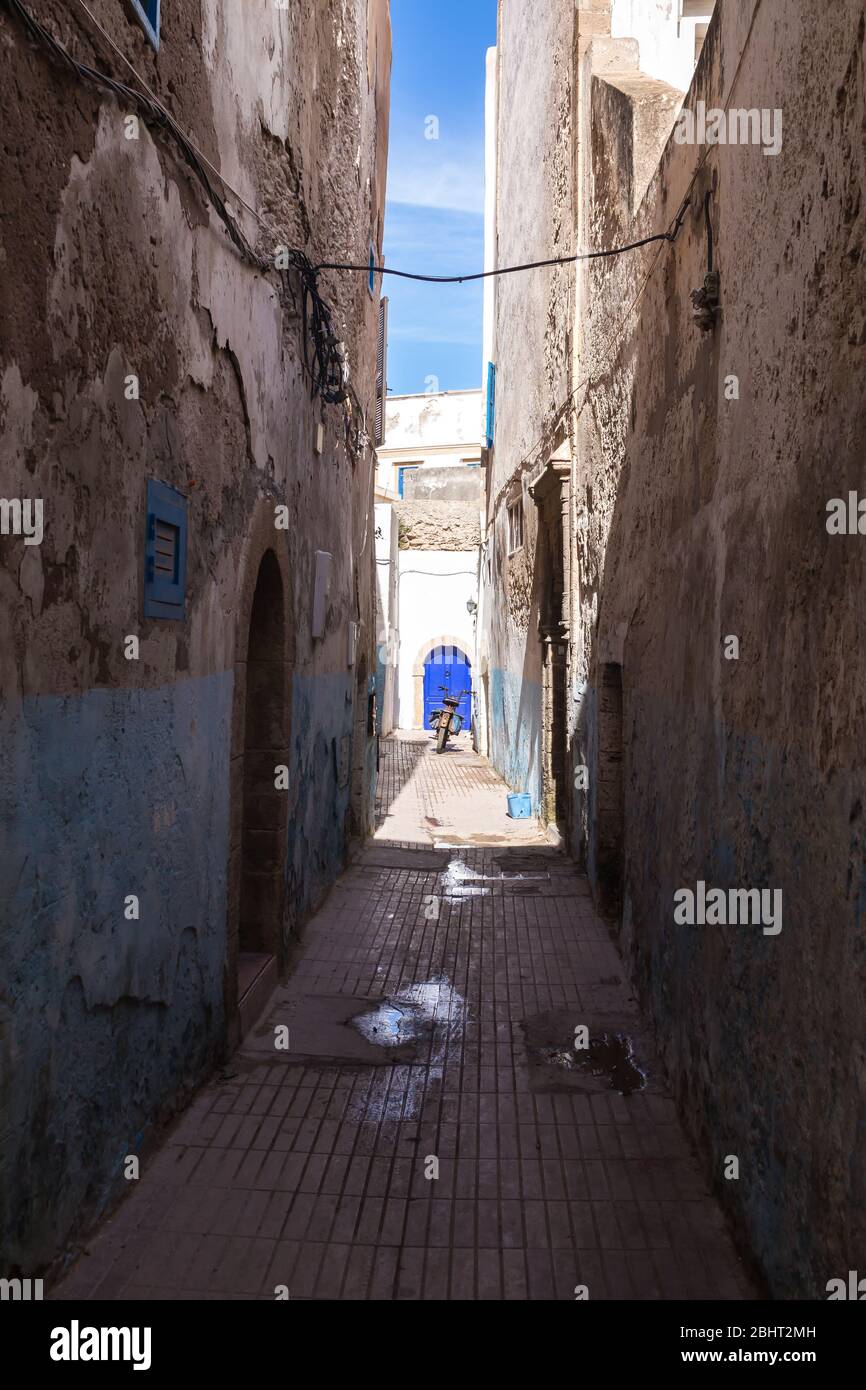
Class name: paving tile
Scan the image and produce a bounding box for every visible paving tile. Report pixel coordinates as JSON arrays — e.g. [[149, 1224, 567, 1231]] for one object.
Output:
[[52, 736, 756, 1303]]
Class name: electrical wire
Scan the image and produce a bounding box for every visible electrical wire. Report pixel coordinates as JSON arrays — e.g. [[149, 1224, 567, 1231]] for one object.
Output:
[[3, 0, 352, 408], [5, 0, 764, 433], [375, 553, 479, 578], [316, 218, 691, 284], [5, 2, 693, 307]]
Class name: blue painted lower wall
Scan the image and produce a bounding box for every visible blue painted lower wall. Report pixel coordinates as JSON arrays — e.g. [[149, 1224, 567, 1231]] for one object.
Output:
[[576, 678, 866, 1297], [0, 673, 232, 1273], [0, 663, 369, 1274], [287, 669, 356, 920]]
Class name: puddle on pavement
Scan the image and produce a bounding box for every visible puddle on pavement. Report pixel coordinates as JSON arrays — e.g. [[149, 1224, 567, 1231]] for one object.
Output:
[[440, 858, 490, 898], [538, 1031, 647, 1096], [440, 857, 557, 897], [351, 974, 466, 1060], [353, 1002, 414, 1046], [523, 1010, 650, 1096]]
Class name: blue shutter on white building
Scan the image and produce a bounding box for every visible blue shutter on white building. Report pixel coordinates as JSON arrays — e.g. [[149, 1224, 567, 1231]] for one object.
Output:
[[485, 361, 496, 449]]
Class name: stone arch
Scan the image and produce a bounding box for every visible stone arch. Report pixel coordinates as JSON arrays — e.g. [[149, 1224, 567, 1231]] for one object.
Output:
[[412, 633, 473, 729], [225, 499, 294, 1048]]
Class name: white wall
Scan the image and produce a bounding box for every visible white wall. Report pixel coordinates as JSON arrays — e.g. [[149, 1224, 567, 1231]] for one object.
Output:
[[611, 0, 713, 93], [397, 550, 479, 729], [374, 503, 399, 735], [383, 391, 483, 455], [482, 46, 498, 381]]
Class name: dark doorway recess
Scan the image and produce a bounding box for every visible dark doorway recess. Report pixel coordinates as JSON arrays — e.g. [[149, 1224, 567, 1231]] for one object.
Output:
[[596, 662, 624, 909], [529, 461, 571, 830], [238, 550, 287, 1026]]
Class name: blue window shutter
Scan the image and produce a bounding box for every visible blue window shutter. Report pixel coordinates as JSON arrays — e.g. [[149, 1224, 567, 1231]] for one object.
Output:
[[144, 479, 187, 620], [129, 1, 161, 49], [368, 242, 377, 297], [485, 362, 496, 449]]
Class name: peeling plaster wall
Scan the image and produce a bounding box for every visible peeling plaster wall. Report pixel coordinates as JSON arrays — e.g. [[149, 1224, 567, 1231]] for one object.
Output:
[[383, 390, 484, 455], [376, 389, 483, 497], [575, 0, 866, 1296], [0, 0, 390, 1274]]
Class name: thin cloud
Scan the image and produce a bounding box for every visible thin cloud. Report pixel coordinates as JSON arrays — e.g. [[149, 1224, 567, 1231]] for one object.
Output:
[[387, 142, 485, 215]]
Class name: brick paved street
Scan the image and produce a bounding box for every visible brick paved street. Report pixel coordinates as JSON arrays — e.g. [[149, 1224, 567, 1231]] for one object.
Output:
[[374, 729, 551, 846], [53, 735, 754, 1301]]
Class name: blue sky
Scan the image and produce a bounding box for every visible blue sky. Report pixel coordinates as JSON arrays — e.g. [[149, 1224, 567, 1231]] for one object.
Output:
[[383, 0, 497, 396]]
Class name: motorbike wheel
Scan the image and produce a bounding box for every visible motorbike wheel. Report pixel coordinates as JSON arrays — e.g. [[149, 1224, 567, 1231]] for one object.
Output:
[[436, 718, 449, 753]]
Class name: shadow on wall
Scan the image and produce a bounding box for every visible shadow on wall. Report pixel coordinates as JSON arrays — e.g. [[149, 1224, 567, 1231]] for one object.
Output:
[[575, 45, 866, 1295], [350, 654, 377, 839]]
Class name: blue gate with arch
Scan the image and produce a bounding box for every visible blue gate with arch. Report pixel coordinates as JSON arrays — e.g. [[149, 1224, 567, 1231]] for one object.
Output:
[[423, 645, 472, 730]]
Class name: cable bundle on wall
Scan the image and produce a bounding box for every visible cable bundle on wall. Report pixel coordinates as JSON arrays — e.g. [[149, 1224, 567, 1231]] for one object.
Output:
[[2, 0, 354, 418]]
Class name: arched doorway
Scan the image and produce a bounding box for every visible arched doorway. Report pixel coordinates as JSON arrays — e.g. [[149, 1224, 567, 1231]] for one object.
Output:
[[423, 644, 472, 730], [233, 548, 290, 1038]]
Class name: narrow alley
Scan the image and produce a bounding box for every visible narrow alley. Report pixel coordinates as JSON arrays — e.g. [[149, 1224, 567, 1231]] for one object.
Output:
[[53, 737, 752, 1302], [2, 0, 864, 1361]]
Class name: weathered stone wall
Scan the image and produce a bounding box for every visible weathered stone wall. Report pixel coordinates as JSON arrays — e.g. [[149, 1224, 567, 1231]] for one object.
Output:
[[483, 0, 575, 810], [575, 0, 866, 1296], [0, 0, 390, 1275], [396, 501, 479, 551]]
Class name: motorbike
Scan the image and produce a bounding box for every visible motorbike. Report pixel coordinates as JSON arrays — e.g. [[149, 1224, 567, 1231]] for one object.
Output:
[[428, 685, 469, 754]]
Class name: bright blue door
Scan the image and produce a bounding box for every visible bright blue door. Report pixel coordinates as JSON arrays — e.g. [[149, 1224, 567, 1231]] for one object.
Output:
[[423, 645, 472, 730]]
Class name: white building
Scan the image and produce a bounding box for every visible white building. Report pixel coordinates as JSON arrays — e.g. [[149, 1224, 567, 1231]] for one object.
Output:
[[376, 389, 484, 499], [375, 391, 484, 733]]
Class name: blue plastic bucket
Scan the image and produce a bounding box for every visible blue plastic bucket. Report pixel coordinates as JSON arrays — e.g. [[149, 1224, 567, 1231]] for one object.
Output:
[[507, 792, 532, 819]]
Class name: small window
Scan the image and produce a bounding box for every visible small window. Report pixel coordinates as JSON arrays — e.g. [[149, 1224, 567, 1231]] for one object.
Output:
[[129, 0, 161, 49], [144, 479, 187, 619], [507, 498, 523, 555], [397, 464, 420, 499]]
